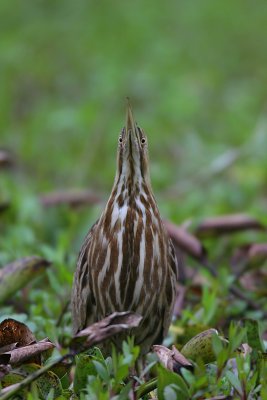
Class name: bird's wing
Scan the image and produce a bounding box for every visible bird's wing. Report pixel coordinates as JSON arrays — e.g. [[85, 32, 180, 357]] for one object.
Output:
[[71, 220, 98, 334], [168, 238, 179, 281], [162, 238, 179, 339]]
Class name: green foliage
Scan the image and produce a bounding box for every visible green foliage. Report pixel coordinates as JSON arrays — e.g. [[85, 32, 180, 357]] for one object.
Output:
[[157, 323, 266, 399], [74, 339, 139, 399], [243, 318, 265, 353], [157, 364, 190, 400]]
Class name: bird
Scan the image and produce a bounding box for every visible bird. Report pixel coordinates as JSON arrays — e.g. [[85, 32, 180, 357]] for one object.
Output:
[[71, 102, 179, 355]]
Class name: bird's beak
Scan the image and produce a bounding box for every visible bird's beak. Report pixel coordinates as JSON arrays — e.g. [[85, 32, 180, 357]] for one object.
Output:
[[126, 100, 141, 151]]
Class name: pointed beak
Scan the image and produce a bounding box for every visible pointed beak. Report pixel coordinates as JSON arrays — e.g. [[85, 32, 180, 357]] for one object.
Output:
[[126, 99, 135, 133], [125, 100, 140, 149]]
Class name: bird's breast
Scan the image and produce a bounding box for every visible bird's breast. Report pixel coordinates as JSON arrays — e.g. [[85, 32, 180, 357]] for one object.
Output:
[[90, 196, 170, 314]]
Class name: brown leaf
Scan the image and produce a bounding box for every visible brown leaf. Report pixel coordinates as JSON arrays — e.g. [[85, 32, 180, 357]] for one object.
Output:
[[0, 339, 55, 366], [0, 344, 18, 354], [0, 319, 41, 366], [0, 256, 51, 303], [0, 319, 36, 348], [231, 243, 267, 272], [70, 312, 142, 352], [165, 220, 207, 262], [248, 243, 267, 262], [40, 190, 101, 208], [195, 214, 265, 238], [240, 269, 267, 294], [152, 344, 193, 373]]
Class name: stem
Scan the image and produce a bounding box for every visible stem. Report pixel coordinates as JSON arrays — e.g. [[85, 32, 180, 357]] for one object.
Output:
[[135, 377, 157, 399]]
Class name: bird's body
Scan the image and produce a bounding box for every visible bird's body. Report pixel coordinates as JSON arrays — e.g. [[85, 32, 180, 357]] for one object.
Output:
[[72, 104, 178, 354]]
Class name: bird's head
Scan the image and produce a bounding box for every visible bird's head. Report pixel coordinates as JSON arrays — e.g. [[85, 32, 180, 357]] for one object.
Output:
[[116, 101, 150, 187]]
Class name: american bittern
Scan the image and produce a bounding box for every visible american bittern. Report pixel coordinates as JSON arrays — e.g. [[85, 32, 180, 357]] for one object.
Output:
[[72, 103, 179, 354]]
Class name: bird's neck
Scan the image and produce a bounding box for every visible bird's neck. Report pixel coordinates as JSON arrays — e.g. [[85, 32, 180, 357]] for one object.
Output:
[[109, 171, 154, 210], [102, 171, 160, 234]]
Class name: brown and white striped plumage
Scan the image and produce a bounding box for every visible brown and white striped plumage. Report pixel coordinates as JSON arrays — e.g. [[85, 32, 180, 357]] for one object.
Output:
[[71, 104, 179, 354]]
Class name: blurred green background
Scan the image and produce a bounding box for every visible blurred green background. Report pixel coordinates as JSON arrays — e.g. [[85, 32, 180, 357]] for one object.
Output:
[[1, 0, 267, 246]]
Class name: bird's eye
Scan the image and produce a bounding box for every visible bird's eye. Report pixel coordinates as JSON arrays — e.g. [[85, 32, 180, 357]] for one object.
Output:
[[141, 138, 146, 144], [118, 136, 123, 144]]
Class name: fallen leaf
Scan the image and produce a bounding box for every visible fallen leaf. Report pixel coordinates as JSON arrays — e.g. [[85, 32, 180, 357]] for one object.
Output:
[[153, 344, 193, 373], [22, 364, 62, 399], [0, 344, 18, 354], [40, 190, 101, 208], [195, 214, 265, 238], [0, 256, 50, 303], [240, 268, 267, 295], [180, 329, 219, 364], [70, 312, 142, 352], [164, 220, 207, 262], [0, 319, 36, 349], [231, 243, 267, 272], [0, 339, 55, 366]]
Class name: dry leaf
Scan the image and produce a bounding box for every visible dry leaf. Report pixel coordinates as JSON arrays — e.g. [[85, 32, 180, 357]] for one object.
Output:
[[0, 339, 55, 366], [165, 220, 207, 262], [0, 344, 18, 354], [70, 312, 142, 352], [240, 269, 267, 294], [231, 243, 267, 271], [152, 344, 193, 373], [195, 214, 265, 238], [0, 319, 36, 348], [40, 190, 101, 208], [0, 319, 41, 365], [0, 256, 50, 303]]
